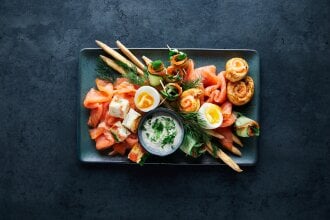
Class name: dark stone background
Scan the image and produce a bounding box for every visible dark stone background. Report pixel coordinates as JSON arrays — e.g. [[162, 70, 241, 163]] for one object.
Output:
[[0, 0, 329, 219]]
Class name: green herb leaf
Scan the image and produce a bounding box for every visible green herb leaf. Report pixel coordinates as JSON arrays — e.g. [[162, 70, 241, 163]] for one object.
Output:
[[95, 58, 115, 82], [151, 60, 163, 71], [138, 153, 149, 166], [176, 52, 187, 61], [168, 48, 179, 58]]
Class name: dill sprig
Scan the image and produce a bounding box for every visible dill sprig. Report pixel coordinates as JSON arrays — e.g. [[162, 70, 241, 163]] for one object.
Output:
[[179, 112, 210, 143], [182, 78, 202, 90], [115, 61, 149, 86], [95, 58, 115, 82], [96, 57, 148, 85]]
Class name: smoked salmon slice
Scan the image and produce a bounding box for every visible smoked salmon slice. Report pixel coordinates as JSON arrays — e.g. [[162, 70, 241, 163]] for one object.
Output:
[[215, 127, 234, 150], [95, 79, 114, 97], [114, 81, 136, 95], [87, 103, 103, 128], [125, 134, 139, 148], [197, 65, 217, 87], [105, 114, 121, 127], [184, 60, 197, 81], [84, 88, 111, 109], [220, 101, 236, 127], [113, 78, 129, 88], [113, 143, 127, 155], [100, 102, 110, 122], [221, 113, 236, 127], [95, 134, 115, 150], [205, 71, 227, 104], [89, 126, 105, 140], [221, 101, 232, 118]]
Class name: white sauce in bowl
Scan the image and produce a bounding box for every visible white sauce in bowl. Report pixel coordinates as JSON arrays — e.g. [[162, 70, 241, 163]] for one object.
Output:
[[140, 114, 183, 156]]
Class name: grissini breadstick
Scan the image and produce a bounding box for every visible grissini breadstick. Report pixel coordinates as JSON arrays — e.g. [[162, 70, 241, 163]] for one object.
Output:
[[230, 146, 242, 157], [206, 130, 242, 156], [205, 130, 224, 139], [205, 142, 242, 172], [142, 56, 152, 65], [95, 40, 143, 75], [116, 40, 146, 70], [99, 55, 126, 75], [232, 133, 243, 147]]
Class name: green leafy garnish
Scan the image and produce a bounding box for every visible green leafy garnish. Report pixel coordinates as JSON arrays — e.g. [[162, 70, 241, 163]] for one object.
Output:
[[124, 68, 149, 86], [165, 72, 182, 82], [176, 53, 187, 61], [180, 113, 210, 142], [151, 60, 163, 71], [97, 57, 148, 86], [182, 78, 201, 90], [169, 49, 179, 57], [117, 61, 149, 86], [160, 84, 181, 101], [95, 58, 115, 82], [138, 153, 149, 166], [167, 46, 188, 61]]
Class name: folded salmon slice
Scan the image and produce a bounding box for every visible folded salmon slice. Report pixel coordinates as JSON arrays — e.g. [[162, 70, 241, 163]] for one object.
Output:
[[197, 65, 217, 87], [205, 71, 227, 104]]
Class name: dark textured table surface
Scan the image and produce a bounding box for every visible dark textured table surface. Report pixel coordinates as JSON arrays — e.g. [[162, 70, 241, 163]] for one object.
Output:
[[1, 0, 329, 219]]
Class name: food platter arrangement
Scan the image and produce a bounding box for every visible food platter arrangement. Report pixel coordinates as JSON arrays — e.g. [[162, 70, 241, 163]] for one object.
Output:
[[81, 40, 260, 172]]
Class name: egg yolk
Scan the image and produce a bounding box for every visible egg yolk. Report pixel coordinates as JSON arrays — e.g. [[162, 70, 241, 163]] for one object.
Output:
[[137, 92, 154, 109], [205, 106, 221, 124]]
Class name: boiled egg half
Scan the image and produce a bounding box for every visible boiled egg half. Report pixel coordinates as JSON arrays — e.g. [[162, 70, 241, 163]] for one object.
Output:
[[134, 86, 160, 112], [198, 103, 223, 129]]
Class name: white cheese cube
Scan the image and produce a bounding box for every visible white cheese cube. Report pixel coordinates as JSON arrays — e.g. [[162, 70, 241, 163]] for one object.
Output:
[[110, 121, 131, 143], [122, 108, 141, 133], [108, 95, 130, 119]]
